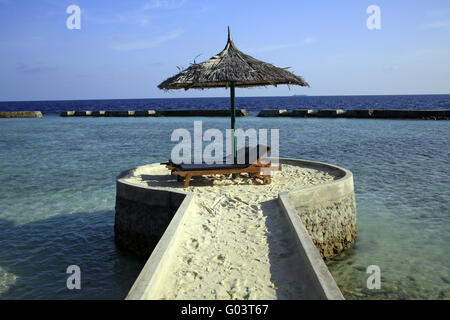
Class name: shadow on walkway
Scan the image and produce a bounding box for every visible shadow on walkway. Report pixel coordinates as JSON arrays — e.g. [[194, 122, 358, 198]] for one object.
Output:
[[260, 199, 323, 299]]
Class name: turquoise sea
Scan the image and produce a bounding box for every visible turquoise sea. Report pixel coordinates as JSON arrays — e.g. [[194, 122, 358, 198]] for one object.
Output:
[[0, 112, 449, 299]]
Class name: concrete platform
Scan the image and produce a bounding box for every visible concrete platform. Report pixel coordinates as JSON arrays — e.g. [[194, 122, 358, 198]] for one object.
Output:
[[116, 159, 356, 300], [0, 111, 43, 118]]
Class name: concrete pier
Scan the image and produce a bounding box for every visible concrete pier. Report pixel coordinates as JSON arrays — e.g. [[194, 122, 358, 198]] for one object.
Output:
[[345, 109, 450, 119], [370, 109, 450, 119], [60, 111, 75, 117], [0, 111, 43, 118], [135, 110, 156, 117], [315, 109, 345, 117], [344, 109, 375, 118], [155, 109, 248, 117], [60, 110, 156, 117], [257, 109, 450, 119], [258, 109, 288, 117], [92, 111, 106, 117], [105, 110, 135, 117], [289, 109, 314, 117], [74, 111, 93, 116], [59, 109, 248, 117], [59, 108, 449, 119]]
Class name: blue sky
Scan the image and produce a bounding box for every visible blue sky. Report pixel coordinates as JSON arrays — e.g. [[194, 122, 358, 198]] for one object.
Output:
[[0, 0, 449, 101]]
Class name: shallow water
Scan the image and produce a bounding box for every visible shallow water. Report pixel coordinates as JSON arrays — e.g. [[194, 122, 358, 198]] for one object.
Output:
[[0, 115, 449, 299]]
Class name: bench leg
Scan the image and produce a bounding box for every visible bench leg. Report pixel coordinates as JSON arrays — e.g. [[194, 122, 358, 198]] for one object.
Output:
[[263, 175, 271, 184], [184, 175, 192, 188], [251, 172, 262, 181]]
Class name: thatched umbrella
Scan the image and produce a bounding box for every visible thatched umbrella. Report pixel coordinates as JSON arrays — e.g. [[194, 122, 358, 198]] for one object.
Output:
[[158, 27, 309, 161]]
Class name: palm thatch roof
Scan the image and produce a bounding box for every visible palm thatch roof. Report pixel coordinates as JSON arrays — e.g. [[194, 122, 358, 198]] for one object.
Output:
[[158, 27, 310, 90]]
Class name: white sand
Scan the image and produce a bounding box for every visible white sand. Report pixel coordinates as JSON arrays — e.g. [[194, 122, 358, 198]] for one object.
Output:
[[124, 163, 339, 299]]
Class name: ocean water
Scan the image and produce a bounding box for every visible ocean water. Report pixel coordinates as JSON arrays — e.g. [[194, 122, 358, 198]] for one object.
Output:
[[1, 94, 450, 115], [0, 98, 449, 299]]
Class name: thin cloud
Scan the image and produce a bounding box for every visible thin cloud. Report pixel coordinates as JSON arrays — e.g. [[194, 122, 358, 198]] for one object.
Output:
[[384, 66, 400, 73], [82, 1, 186, 26], [16, 62, 56, 74], [0, 40, 22, 47], [409, 48, 450, 58], [426, 9, 450, 17], [245, 37, 316, 54], [84, 9, 151, 26], [302, 37, 317, 45], [0, 37, 45, 47], [143, 0, 186, 10], [110, 29, 184, 51], [245, 43, 297, 54], [116, 12, 150, 26], [76, 74, 93, 79], [421, 20, 450, 29], [421, 9, 450, 30]]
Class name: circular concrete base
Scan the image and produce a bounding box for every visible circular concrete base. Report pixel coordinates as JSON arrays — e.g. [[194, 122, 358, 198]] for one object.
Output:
[[114, 158, 357, 260]]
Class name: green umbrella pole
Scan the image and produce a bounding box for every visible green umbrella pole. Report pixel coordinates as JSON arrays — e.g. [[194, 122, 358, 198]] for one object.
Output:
[[230, 81, 236, 163]]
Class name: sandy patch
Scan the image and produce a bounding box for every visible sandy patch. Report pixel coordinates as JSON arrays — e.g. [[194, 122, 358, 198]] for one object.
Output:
[[123, 163, 339, 299]]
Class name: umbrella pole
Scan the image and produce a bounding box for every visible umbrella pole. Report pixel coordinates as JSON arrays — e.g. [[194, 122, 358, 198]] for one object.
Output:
[[230, 81, 236, 163]]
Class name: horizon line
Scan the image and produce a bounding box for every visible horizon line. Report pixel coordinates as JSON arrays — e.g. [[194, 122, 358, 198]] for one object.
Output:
[[1, 93, 450, 103]]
